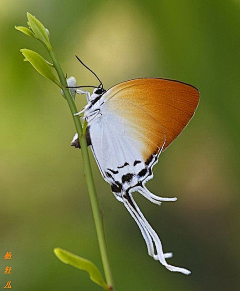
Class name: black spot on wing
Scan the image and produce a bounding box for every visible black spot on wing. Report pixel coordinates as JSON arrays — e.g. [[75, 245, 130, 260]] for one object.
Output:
[[105, 172, 113, 179], [107, 168, 119, 174], [122, 173, 134, 183], [111, 182, 122, 193], [145, 151, 159, 166], [117, 162, 129, 169], [133, 160, 141, 166], [145, 155, 154, 166], [138, 169, 147, 177]]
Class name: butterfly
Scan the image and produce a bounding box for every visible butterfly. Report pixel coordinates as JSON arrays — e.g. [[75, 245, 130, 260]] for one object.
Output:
[[71, 57, 199, 275]]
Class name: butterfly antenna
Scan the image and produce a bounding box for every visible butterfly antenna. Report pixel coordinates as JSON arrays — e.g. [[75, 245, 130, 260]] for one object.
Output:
[[75, 55, 103, 88]]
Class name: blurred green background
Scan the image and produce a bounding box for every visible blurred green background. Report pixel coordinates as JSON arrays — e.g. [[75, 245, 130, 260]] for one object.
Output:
[[1, 0, 240, 290]]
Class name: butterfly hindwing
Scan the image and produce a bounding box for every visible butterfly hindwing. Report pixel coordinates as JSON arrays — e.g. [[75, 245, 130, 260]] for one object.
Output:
[[88, 98, 166, 196]]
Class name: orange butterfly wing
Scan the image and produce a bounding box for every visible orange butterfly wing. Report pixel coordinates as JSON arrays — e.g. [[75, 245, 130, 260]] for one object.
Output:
[[103, 78, 199, 159]]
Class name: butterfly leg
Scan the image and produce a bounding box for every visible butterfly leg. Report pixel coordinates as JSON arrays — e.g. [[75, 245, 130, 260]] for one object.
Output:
[[74, 90, 92, 116], [74, 103, 92, 117], [76, 89, 91, 102]]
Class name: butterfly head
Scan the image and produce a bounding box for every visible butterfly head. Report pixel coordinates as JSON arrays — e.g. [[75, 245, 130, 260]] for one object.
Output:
[[90, 86, 106, 102]]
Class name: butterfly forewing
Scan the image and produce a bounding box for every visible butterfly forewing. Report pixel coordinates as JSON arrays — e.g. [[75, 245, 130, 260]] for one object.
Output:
[[103, 78, 199, 150]]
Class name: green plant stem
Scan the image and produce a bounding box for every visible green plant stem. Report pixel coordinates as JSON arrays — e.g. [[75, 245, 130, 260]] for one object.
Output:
[[49, 50, 115, 290]]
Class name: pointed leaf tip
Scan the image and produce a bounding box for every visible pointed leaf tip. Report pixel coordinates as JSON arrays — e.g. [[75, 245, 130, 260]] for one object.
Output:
[[20, 49, 61, 87], [54, 248, 108, 290], [26, 12, 52, 50], [15, 26, 35, 38]]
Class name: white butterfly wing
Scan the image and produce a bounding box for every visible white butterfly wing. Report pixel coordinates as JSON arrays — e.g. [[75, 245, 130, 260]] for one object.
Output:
[[89, 98, 166, 195]]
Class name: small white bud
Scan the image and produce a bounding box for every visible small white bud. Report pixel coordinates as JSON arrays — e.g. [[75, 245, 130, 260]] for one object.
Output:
[[61, 76, 77, 100]]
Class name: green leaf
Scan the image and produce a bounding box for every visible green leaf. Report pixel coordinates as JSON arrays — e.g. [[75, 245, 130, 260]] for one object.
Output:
[[20, 49, 61, 87], [27, 12, 52, 50], [54, 248, 108, 290], [15, 26, 35, 38]]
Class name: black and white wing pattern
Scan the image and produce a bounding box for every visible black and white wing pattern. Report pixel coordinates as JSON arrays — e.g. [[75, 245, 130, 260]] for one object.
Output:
[[73, 78, 199, 274]]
